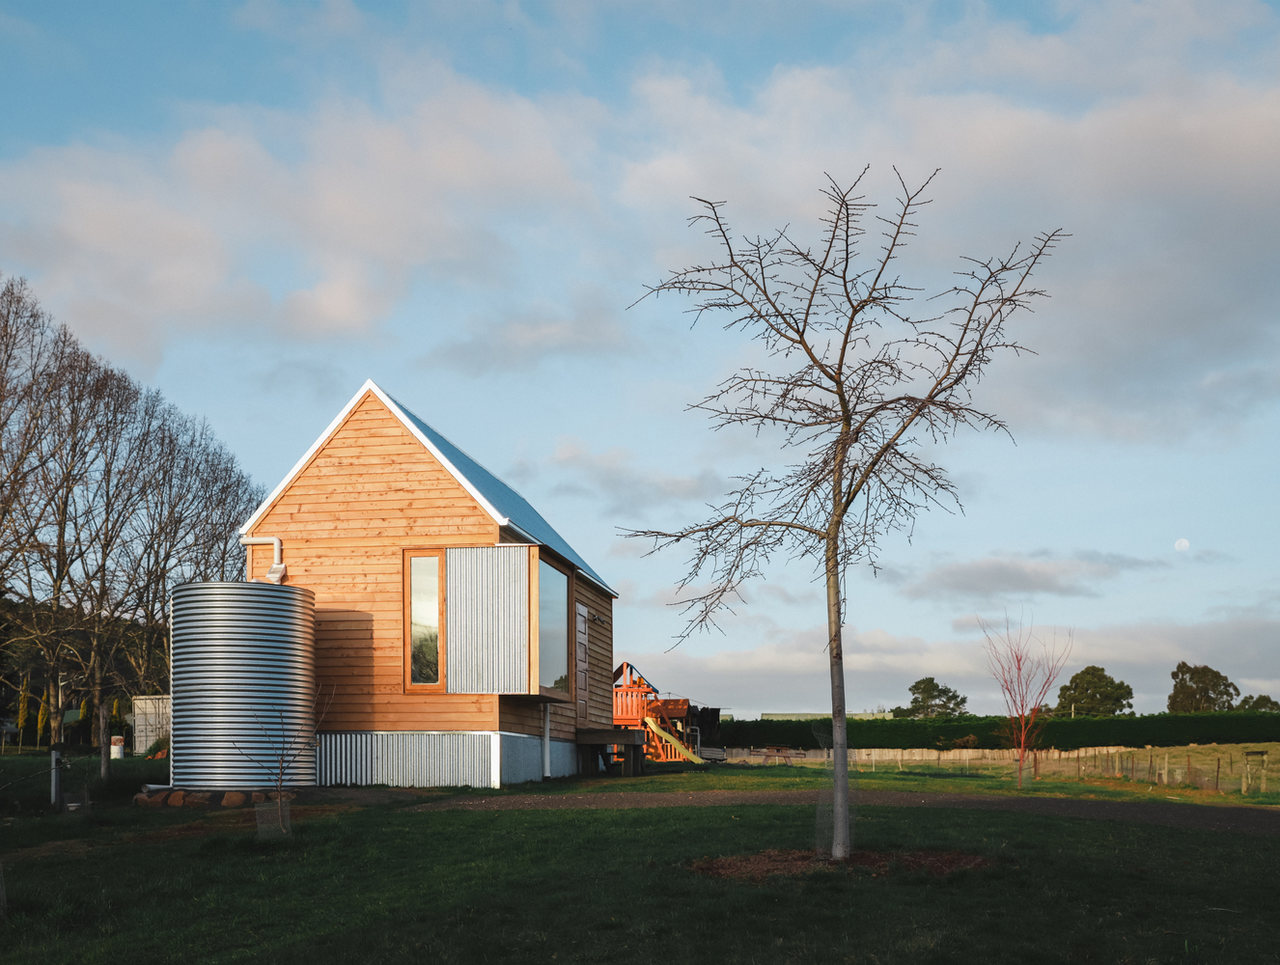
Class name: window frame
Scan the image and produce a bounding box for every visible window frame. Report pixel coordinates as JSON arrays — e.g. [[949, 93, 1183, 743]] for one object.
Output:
[[536, 553, 574, 700], [403, 548, 447, 693]]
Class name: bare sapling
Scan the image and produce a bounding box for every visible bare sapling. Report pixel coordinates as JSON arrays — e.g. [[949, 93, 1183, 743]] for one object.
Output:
[[234, 685, 334, 835], [982, 614, 1071, 788]]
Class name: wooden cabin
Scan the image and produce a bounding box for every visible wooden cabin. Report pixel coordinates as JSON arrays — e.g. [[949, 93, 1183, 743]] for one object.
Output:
[[239, 379, 617, 788]]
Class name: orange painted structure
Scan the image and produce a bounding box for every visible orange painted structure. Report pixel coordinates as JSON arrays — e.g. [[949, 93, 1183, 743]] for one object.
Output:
[[612, 662, 705, 764]]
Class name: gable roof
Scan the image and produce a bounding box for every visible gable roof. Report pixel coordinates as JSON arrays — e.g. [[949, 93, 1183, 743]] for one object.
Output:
[[241, 379, 615, 596]]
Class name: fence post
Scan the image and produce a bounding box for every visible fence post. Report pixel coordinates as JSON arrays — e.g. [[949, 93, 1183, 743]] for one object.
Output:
[[1215, 757, 1221, 792]]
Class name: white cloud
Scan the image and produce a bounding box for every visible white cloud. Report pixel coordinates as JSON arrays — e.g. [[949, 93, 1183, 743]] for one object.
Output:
[[614, 28, 1280, 440], [905, 550, 1166, 603], [505, 437, 729, 520], [0, 63, 599, 358], [428, 287, 631, 373], [233, 0, 367, 41], [2, 1, 1277, 435]]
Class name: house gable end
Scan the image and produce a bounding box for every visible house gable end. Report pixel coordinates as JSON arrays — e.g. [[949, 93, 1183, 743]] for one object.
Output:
[[242, 380, 505, 539], [243, 389, 498, 546]]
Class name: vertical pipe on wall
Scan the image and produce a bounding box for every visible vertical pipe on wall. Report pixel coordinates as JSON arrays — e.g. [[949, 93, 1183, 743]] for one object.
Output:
[[239, 536, 286, 583]]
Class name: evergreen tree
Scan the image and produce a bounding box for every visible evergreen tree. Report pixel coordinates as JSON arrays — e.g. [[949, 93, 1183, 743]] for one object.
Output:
[[1056, 665, 1133, 716], [1167, 661, 1238, 712], [893, 677, 968, 718]]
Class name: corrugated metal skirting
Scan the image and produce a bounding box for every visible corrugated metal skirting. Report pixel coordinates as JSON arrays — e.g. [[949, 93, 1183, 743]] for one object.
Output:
[[500, 733, 577, 785], [317, 732, 499, 789]]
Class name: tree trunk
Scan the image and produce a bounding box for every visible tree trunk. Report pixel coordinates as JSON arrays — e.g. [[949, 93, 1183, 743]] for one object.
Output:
[[96, 656, 111, 781], [45, 680, 62, 746], [826, 533, 850, 860]]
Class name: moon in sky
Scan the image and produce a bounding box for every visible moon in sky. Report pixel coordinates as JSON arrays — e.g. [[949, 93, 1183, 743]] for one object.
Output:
[[1174, 538, 1190, 552]]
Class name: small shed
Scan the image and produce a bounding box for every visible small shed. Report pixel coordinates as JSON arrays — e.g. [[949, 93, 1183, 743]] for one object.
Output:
[[239, 380, 617, 788], [131, 695, 172, 754]]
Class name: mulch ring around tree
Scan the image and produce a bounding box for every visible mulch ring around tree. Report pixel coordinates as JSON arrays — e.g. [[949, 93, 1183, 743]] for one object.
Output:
[[689, 847, 991, 881]]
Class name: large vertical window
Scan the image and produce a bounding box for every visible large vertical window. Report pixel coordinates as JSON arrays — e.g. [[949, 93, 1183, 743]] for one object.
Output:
[[538, 559, 569, 692], [406, 551, 445, 688]]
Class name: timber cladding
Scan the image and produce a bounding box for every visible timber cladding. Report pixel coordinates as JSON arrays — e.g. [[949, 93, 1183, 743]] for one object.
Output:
[[243, 387, 615, 739]]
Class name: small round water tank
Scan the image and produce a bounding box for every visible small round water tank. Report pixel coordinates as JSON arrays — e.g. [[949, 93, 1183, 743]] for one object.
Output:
[[171, 581, 316, 789]]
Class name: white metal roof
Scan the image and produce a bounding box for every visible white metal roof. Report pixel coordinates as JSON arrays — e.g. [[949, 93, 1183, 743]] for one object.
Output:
[[241, 379, 615, 596]]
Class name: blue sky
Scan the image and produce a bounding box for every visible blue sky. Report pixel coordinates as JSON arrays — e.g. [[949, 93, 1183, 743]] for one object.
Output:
[[3, 0, 1278, 718]]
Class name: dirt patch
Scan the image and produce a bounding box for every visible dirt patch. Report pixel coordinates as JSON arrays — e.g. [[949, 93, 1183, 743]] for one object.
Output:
[[690, 847, 991, 881], [4, 838, 94, 862]]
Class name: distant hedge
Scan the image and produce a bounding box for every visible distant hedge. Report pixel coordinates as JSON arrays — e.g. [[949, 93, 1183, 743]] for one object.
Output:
[[718, 712, 1280, 751]]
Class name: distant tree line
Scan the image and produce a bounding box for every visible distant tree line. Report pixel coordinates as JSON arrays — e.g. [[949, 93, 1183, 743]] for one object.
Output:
[[889, 661, 1276, 723], [722, 711, 1280, 752], [1165, 661, 1279, 713], [0, 274, 262, 767]]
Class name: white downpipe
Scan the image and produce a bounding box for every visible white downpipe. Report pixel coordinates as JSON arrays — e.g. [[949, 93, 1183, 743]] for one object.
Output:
[[239, 536, 286, 583], [542, 704, 551, 779]]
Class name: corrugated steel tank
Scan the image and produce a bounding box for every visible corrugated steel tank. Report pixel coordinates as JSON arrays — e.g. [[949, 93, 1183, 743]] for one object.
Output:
[[170, 582, 316, 789]]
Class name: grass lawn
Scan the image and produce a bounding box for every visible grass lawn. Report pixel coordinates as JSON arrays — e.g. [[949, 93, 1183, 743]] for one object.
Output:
[[2, 750, 1278, 964]]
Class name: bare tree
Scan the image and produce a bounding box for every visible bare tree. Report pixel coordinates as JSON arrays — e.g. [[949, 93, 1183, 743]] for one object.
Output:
[[0, 278, 66, 582], [631, 169, 1063, 858], [6, 339, 112, 746], [0, 275, 263, 753], [120, 414, 263, 697], [234, 686, 334, 837], [65, 376, 159, 778], [982, 615, 1072, 789]]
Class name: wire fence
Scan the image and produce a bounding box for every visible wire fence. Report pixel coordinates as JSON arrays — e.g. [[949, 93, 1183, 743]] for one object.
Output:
[[726, 744, 1276, 795]]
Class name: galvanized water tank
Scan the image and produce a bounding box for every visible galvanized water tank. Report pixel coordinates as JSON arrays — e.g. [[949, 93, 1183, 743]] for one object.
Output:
[[170, 581, 317, 789]]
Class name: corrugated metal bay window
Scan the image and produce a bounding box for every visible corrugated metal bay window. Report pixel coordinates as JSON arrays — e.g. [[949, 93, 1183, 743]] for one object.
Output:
[[404, 545, 558, 696], [445, 545, 530, 693]]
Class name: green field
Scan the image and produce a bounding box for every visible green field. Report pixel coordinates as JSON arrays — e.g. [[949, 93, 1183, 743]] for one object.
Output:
[[2, 749, 1278, 964]]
